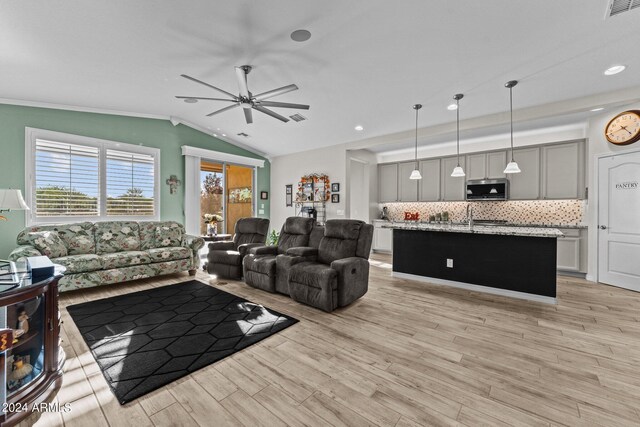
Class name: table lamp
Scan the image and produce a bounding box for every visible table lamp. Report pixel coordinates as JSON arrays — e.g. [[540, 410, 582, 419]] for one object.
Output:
[[0, 189, 30, 221]]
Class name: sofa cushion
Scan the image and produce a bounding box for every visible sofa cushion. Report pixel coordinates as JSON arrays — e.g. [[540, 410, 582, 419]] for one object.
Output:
[[317, 220, 363, 265], [147, 247, 191, 262], [244, 254, 277, 275], [95, 222, 140, 254], [101, 251, 151, 270], [155, 225, 182, 247], [139, 221, 185, 249], [17, 222, 96, 255], [208, 250, 242, 266], [27, 231, 68, 258], [277, 217, 315, 255], [54, 254, 102, 274], [289, 262, 338, 290]]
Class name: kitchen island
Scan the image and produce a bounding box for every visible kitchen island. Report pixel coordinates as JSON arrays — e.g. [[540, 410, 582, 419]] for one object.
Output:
[[386, 223, 563, 303]]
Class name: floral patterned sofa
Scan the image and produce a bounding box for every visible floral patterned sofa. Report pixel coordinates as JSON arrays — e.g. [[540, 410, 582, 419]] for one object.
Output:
[[8, 221, 205, 292]]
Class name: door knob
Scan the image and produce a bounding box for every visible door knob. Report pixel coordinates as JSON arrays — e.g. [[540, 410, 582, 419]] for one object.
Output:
[[599, 225, 607, 230]]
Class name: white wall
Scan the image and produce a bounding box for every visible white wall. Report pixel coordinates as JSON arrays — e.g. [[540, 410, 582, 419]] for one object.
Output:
[[270, 144, 347, 232], [270, 145, 379, 232], [346, 149, 379, 222], [585, 101, 640, 282]]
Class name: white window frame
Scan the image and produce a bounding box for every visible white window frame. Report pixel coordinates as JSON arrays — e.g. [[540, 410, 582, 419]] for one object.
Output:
[[25, 127, 160, 225]]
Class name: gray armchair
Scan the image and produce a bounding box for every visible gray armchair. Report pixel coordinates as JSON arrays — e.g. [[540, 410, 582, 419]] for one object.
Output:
[[243, 217, 316, 293], [286, 219, 373, 312], [207, 217, 269, 279]]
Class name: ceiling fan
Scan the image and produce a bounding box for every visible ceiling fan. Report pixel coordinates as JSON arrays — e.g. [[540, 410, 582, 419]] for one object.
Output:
[[176, 65, 309, 124]]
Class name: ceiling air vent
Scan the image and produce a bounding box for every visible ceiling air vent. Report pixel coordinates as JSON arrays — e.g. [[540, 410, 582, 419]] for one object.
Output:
[[237, 132, 249, 137], [289, 114, 307, 122], [607, 0, 640, 17]]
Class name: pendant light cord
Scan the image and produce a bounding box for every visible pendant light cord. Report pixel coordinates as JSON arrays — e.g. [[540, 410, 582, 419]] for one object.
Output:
[[414, 107, 419, 168], [509, 85, 514, 162], [456, 98, 460, 167]]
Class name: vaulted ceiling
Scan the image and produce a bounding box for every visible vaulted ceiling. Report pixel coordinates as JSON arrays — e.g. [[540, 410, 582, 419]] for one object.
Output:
[[2, 0, 640, 157]]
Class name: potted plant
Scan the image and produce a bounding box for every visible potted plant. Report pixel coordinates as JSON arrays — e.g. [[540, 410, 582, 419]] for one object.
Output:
[[203, 213, 224, 236]]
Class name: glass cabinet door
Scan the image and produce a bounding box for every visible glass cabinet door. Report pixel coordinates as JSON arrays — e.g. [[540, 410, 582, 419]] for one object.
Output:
[[5, 295, 45, 396]]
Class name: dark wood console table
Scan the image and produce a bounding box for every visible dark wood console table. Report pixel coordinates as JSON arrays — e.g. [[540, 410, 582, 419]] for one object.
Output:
[[0, 262, 65, 426]]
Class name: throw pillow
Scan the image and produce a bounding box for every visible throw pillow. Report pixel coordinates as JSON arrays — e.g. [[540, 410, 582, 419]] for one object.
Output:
[[27, 231, 68, 259], [155, 225, 182, 248]]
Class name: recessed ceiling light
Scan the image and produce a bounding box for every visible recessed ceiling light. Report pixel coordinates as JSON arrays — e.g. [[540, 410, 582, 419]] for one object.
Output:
[[447, 103, 458, 111], [354, 125, 364, 131], [213, 133, 218, 137], [290, 29, 311, 42], [222, 134, 227, 137], [590, 107, 604, 112], [604, 65, 626, 75], [184, 98, 198, 103]]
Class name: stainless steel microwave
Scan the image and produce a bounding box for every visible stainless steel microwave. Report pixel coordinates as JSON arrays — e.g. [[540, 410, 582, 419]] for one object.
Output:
[[466, 179, 508, 201]]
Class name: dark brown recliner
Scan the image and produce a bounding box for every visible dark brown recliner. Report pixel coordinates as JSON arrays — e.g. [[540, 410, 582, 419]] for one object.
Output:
[[207, 217, 269, 279], [285, 219, 373, 312], [242, 217, 316, 293]]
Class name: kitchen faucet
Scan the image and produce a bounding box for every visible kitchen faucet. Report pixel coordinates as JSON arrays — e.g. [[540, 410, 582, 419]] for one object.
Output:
[[466, 204, 474, 228]]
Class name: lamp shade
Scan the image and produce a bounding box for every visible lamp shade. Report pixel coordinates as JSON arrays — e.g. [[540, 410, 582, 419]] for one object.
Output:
[[451, 166, 466, 177], [0, 189, 30, 210], [503, 161, 521, 174], [409, 169, 422, 180]]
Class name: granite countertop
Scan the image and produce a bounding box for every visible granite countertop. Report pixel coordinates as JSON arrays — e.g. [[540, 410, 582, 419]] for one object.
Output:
[[374, 219, 587, 229], [382, 223, 564, 238]]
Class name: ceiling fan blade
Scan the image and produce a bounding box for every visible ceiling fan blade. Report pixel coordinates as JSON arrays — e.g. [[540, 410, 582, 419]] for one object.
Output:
[[253, 105, 289, 122], [234, 67, 250, 98], [206, 103, 240, 117], [243, 107, 253, 124], [175, 96, 236, 102], [258, 101, 310, 110], [180, 74, 238, 99], [253, 84, 298, 101]]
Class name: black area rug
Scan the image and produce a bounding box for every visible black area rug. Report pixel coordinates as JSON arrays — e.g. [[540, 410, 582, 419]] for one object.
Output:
[[67, 280, 298, 404]]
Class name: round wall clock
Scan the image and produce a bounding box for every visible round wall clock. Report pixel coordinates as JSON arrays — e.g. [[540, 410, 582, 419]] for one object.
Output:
[[605, 110, 640, 145]]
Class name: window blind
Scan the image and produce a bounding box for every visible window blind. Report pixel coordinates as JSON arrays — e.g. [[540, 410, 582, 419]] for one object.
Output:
[[106, 149, 155, 216], [35, 139, 100, 217]]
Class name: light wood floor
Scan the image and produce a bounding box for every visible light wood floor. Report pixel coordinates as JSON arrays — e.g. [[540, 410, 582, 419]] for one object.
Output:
[[24, 253, 640, 427]]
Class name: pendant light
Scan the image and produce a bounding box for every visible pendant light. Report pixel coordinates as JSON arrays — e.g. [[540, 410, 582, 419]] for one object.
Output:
[[503, 80, 521, 174], [451, 93, 465, 177], [409, 104, 423, 180]]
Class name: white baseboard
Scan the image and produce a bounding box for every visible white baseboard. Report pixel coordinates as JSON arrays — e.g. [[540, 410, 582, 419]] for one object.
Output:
[[392, 271, 557, 304]]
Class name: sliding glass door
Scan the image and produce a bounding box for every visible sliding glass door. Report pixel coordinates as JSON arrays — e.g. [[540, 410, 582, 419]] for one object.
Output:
[[200, 161, 254, 235]]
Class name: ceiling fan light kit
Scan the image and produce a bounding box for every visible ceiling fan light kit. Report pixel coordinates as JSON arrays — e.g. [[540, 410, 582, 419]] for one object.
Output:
[[176, 66, 310, 124], [451, 93, 465, 178], [503, 80, 521, 174], [410, 104, 423, 180]]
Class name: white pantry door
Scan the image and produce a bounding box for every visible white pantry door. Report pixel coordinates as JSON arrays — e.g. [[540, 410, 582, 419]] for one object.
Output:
[[598, 151, 640, 291]]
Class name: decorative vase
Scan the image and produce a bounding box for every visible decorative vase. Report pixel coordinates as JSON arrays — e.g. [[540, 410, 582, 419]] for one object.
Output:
[[207, 223, 217, 236]]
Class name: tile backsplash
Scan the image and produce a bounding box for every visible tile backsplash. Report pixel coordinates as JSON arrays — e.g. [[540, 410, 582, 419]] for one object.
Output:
[[380, 199, 585, 225]]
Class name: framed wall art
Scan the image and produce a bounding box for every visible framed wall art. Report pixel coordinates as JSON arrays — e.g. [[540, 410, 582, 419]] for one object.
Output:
[[285, 185, 293, 207]]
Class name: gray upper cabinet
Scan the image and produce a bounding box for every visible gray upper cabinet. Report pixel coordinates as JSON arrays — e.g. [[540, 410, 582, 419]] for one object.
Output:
[[467, 151, 507, 180], [541, 141, 585, 199], [376, 140, 586, 203], [441, 156, 466, 201], [378, 163, 399, 202], [466, 153, 487, 180], [487, 151, 507, 179], [398, 162, 419, 202], [418, 158, 441, 201], [508, 147, 540, 200]]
